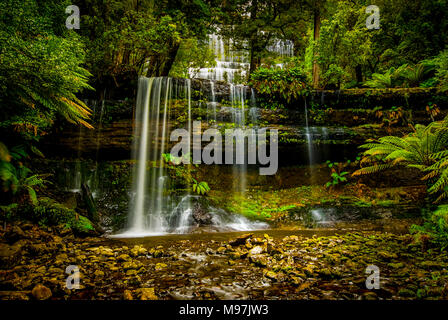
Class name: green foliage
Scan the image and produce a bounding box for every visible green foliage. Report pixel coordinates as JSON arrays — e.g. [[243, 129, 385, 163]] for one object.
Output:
[[0, 0, 93, 141], [366, 63, 435, 89], [354, 116, 448, 202], [192, 179, 210, 196], [430, 48, 448, 92], [411, 205, 448, 249], [370, 0, 448, 69], [308, 0, 448, 89], [32, 197, 94, 234], [0, 144, 48, 205], [316, 2, 374, 89], [400, 63, 435, 88], [162, 153, 209, 194], [326, 171, 348, 188], [364, 67, 404, 89], [80, 0, 213, 83], [325, 160, 348, 188], [84, 11, 181, 78], [162, 153, 182, 166], [170, 38, 216, 78], [250, 67, 308, 105]]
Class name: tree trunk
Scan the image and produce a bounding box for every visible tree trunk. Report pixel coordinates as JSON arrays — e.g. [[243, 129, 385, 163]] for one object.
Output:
[[160, 42, 180, 76], [355, 65, 363, 84], [248, 0, 259, 79], [249, 39, 260, 76], [312, 9, 321, 89]]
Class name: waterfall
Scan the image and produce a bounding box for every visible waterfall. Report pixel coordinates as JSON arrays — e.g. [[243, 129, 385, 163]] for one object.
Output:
[[304, 100, 314, 166], [128, 77, 153, 234], [190, 34, 249, 84], [68, 126, 84, 193], [266, 39, 294, 57], [229, 84, 247, 194], [249, 89, 259, 125], [304, 100, 316, 185], [208, 81, 217, 124], [113, 77, 267, 238], [190, 32, 294, 80], [123, 77, 176, 236], [92, 91, 106, 197]]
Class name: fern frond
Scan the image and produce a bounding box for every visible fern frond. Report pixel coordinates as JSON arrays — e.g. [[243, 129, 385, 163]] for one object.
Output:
[[352, 163, 393, 176]]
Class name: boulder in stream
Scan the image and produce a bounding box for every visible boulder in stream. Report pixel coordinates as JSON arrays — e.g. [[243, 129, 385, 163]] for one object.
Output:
[[192, 200, 213, 226]]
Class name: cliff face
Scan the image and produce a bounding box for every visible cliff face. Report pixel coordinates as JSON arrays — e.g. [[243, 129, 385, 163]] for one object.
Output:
[[41, 120, 134, 160], [40, 83, 448, 160]]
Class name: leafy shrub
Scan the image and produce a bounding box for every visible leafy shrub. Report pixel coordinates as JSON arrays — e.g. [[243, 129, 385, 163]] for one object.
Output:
[[0, 143, 47, 205], [411, 205, 448, 249], [364, 67, 403, 88], [426, 49, 448, 92], [373, 106, 408, 133], [0, 0, 93, 140], [325, 160, 349, 188], [250, 67, 309, 104], [32, 198, 94, 234], [399, 63, 435, 87], [365, 62, 436, 89]]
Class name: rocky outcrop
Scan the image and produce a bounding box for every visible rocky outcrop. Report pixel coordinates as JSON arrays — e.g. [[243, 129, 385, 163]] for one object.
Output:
[[41, 120, 133, 159], [192, 201, 213, 226]]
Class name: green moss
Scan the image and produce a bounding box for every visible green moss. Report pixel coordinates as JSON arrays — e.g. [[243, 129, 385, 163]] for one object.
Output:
[[32, 197, 94, 234]]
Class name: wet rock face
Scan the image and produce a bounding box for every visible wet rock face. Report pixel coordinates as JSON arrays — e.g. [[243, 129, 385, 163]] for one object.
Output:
[[41, 120, 134, 160], [190, 78, 251, 101], [192, 201, 213, 226]]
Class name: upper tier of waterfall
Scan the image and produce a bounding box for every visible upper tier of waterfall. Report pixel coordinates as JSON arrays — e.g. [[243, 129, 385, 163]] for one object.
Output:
[[189, 34, 249, 84], [189, 33, 294, 83]]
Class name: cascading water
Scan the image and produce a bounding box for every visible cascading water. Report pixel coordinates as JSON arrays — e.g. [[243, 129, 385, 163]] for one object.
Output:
[[190, 34, 249, 84], [67, 126, 83, 193], [230, 84, 247, 194], [266, 39, 294, 57], [123, 77, 173, 236], [207, 81, 217, 124], [266, 38, 294, 68], [304, 99, 316, 184], [114, 77, 267, 237], [249, 89, 260, 125], [230, 84, 246, 125], [190, 32, 294, 80], [92, 92, 106, 197], [304, 100, 314, 166]]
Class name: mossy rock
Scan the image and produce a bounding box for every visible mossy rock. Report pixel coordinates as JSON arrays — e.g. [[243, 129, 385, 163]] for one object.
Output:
[[31, 197, 95, 235], [398, 288, 416, 298]]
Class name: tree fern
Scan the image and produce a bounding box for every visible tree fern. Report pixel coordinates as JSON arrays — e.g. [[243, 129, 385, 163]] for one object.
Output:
[[400, 63, 435, 87], [354, 116, 448, 202]]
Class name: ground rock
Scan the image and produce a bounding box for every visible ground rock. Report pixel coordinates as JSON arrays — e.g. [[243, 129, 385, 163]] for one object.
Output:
[[248, 246, 264, 257], [137, 288, 158, 300], [4, 226, 26, 244], [31, 284, 52, 300], [0, 242, 24, 268], [229, 234, 253, 247]]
